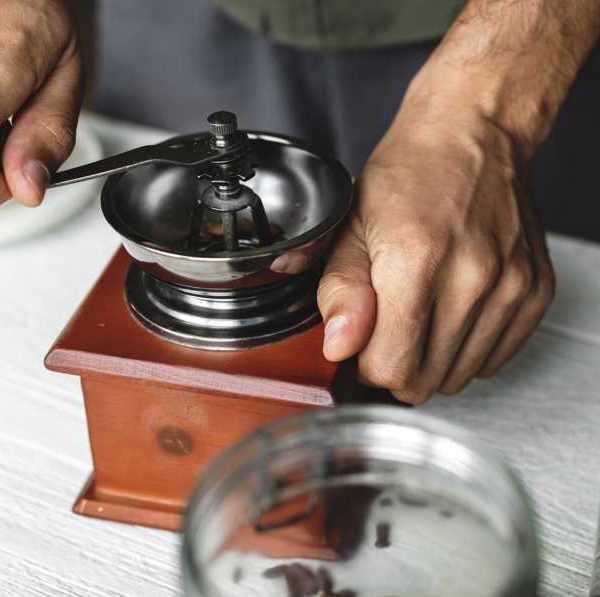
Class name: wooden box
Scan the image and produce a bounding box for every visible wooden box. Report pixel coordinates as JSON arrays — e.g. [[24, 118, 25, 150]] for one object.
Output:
[[45, 249, 348, 531]]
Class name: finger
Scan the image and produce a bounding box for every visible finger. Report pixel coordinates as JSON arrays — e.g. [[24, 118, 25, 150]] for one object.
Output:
[[357, 241, 439, 404], [0, 121, 11, 204], [477, 275, 553, 377], [440, 250, 533, 393], [0, 175, 10, 205], [317, 218, 376, 362], [478, 221, 555, 377], [4, 41, 83, 206], [420, 248, 500, 394]]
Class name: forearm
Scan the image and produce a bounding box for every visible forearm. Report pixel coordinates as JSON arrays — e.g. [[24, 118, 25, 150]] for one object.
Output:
[[403, 0, 600, 152]]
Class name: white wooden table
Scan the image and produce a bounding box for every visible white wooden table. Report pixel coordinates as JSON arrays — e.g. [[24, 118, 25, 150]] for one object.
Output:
[[1, 113, 599, 596]]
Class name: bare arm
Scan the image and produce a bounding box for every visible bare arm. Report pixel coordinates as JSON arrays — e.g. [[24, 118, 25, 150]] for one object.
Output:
[[423, 0, 600, 149]]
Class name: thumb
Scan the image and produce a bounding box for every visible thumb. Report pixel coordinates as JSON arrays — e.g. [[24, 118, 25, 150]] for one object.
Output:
[[317, 220, 376, 362]]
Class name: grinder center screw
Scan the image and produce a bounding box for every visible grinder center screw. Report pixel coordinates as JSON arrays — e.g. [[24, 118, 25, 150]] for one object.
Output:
[[207, 111, 238, 140], [194, 111, 273, 252]]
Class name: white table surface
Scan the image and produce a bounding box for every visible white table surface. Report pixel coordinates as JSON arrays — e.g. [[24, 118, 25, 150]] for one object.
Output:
[[1, 112, 599, 596]]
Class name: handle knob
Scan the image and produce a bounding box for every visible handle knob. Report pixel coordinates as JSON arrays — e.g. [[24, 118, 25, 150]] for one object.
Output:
[[207, 111, 238, 138]]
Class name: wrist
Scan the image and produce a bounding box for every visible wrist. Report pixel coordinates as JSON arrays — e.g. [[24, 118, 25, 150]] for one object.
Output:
[[400, 62, 550, 156], [401, 0, 600, 153]]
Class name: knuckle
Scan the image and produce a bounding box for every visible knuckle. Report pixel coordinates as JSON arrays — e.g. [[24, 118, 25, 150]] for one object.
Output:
[[401, 227, 448, 268], [408, 244, 444, 274], [392, 387, 431, 405], [363, 367, 399, 390], [371, 238, 441, 290], [500, 260, 534, 304], [414, 380, 437, 402], [358, 359, 407, 390], [459, 249, 501, 296]]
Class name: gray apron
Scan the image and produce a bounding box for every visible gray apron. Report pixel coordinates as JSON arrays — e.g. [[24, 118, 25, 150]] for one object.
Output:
[[96, 0, 600, 242]]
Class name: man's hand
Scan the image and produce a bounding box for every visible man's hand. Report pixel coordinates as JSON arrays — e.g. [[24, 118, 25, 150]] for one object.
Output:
[[0, 0, 82, 207], [319, 98, 555, 403], [318, 0, 600, 403]]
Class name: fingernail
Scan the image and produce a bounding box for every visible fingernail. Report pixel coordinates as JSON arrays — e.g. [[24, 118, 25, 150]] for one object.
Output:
[[23, 160, 49, 199], [271, 254, 290, 273], [323, 315, 347, 358]]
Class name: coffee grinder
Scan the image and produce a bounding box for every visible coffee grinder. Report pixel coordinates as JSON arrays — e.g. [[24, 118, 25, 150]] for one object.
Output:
[[45, 112, 353, 530]]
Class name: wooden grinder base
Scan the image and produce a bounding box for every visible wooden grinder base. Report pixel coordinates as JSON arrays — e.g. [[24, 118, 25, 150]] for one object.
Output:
[[45, 250, 348, 531]]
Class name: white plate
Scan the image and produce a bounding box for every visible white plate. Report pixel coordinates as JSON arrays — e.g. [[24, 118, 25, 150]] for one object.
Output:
[[0, 118, 104, 245]]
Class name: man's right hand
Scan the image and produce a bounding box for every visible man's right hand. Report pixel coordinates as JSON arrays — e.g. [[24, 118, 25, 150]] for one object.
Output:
[[0, 0, 83, 207]]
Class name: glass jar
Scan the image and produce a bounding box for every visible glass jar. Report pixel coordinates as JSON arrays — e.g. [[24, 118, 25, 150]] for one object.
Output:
[[182, 406, 539, 597]]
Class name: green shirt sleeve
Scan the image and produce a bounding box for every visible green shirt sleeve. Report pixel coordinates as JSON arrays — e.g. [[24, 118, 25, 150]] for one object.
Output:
[[209, 0, 465, 50]]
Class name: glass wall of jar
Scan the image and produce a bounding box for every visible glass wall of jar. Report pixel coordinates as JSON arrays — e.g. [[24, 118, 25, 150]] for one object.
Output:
[[182, 405, 539, 597]]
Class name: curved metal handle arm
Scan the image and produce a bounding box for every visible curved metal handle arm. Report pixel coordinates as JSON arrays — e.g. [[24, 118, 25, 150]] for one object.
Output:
[[50, 145, 160, 187], [48, 132, 235, 188]]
